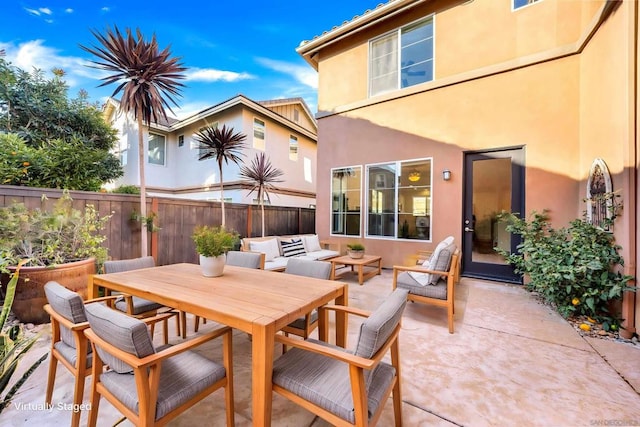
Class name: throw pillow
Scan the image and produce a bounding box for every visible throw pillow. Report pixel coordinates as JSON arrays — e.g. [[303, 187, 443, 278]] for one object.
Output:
[[249, 238, 280, 262], [409, 236, 455, 286], [281, 239, 306, 257], [302, 234, 322, 252], [429, 243, 456, 285]]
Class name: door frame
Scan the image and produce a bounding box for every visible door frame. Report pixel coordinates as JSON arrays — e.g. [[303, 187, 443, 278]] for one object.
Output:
[[461, 146, 525, 283]]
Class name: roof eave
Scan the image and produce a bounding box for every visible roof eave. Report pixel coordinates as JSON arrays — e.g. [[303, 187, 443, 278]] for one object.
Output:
[[296, 0, 427, 69]]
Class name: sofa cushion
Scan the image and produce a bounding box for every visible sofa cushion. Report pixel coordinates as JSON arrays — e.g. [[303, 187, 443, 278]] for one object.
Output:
[[281, 239, 306, 258], [264, 256, 289, 271], [249, 238, 281, 261], [301, 235, 322, 253], [303, 249, 340, 261]]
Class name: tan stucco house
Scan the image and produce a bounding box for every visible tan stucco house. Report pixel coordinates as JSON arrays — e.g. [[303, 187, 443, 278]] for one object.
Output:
[[297, 0, 638, 336], [104, 95, 318, 208]]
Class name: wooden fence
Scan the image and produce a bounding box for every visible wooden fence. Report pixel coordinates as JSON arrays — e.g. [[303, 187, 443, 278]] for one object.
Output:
[[0, 186, 316, 265]]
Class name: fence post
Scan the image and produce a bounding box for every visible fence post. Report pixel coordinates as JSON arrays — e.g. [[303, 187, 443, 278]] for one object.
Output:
[[151, 197, 159, 263], [246, 204, 252, 238]]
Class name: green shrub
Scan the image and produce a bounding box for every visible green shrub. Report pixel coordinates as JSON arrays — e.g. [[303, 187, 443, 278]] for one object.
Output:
[[496, 210, 634, 329], [112, 185, 140, 194]]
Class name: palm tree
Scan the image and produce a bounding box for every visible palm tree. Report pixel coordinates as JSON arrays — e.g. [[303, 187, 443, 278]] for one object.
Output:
[[80, 26, 185, 257], [194, 125, 246, 228], [239, 152, 284, 237]]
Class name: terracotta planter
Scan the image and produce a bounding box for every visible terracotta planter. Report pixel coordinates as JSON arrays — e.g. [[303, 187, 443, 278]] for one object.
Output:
[[199, 254, 226, 277], [2, 258, 96, 324]]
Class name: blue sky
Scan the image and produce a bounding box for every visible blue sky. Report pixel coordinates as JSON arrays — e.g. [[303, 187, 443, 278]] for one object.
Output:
[[0, 1, 378, 118]]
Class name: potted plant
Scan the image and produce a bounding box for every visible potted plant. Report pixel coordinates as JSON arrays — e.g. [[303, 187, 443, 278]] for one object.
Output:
[[346, 243, 365, 259], [192, 225, 239, 277], [0, 190, 111, 323]]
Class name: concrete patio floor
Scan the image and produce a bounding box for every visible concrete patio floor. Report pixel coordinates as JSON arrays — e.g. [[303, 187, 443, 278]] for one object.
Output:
[[4, 269, 640, 426]]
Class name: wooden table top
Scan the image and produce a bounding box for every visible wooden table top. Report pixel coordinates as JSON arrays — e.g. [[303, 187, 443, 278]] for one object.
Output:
[[330, 254, 382, 265], [91, 263, 347, 333]]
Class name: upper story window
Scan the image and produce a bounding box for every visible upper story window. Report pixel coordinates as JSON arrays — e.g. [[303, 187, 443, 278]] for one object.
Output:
[[513, 0, 541, 10], [331, 166, 362, 236], [289, 135, 298, 161], [253, 118, 265, 150], [178, 135, 184, 147], [369, 16, 434, 97], [148, 133, 166, 166], [366, 158, 432, 240]]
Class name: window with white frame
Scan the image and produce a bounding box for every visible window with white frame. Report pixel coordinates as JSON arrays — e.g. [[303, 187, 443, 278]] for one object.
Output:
[[513, 0, 540, 10], [119, 141, 128, 166], [289, 135, 298, 161], [331, 166, 362, 236], [148, 133, 166, 166], [178, 135, 184, 147], [366, 159, 432, 240], [253, 118, 265, 150], [369, 16, 434, 97]]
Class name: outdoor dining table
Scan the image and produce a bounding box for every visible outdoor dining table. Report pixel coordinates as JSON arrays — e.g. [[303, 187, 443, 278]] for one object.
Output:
[[88, 262, 349, 427]]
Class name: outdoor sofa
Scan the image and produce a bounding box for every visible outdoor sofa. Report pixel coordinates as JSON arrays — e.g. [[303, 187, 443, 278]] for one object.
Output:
[[240, 234, 340, 271]]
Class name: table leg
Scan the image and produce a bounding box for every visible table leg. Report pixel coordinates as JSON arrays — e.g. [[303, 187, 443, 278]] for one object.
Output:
[[335, 284, 348, 348], [358, 265, 364, 285], [252, 322, 276, 427], [88, 276, 97, 299], [330, 262, 336, 280]]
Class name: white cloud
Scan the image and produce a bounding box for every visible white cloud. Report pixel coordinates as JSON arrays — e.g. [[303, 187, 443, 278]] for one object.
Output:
[[39, 8, 52, 15], [24, 8, 42, 16], [101, 7, 110, 12], [65, 8, 74, 13], [24, 7, 53, 16], [255, 57, 318, 89], [184, 68, 254, 83]]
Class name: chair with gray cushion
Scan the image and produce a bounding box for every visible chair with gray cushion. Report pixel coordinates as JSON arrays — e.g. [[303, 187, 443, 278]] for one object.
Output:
[[281, 258, 332, 340], [193, 251, 265, 333], [44, 281, 119, 427], [392, 242, 460, 333], [103, 256, 184, 342], [83, 302, 234, 427], [272, 288, 408, 427]]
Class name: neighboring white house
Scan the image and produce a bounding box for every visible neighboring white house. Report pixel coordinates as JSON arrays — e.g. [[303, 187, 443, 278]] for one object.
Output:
[[103, 94, 318, 208]]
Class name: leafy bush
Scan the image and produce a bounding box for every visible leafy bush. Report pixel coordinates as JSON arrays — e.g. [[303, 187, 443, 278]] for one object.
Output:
[[192, 226, 239, 258], [496, 210, 634, 329], [112, 185, 140, 194]]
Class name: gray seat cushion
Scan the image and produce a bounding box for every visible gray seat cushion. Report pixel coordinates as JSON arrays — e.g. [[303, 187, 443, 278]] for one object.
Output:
[[272, 339, 396, 423], [85, 303, 155, 374], [114, 296, 164, 315], [54, 341, 93, 368], [100, 349, 226, 420], [44, 281, 92, 366], [396, 273, 447, 299], [284, 259, 331, 329]]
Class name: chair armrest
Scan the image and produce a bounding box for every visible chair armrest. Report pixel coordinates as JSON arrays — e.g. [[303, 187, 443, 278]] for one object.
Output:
[[319, 304, 371, 319], [274, 334, 377, 370], [320, 240, 341, 252], [85, 326, 232, 369], [392, 264, 450, 276], [44, 304, 90, 331]]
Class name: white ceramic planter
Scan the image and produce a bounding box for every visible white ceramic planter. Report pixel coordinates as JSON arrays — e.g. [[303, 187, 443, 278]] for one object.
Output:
[[199, 254, 226, 277], [347, 250, 364, 259]]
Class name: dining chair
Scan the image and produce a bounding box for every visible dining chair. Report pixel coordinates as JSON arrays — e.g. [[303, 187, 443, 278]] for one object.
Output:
[[280, 258, 332, 341], [103, 256, 185, 341], [272, 288, 409, 427], [194, 250, 265, 332], [83, 302, 235, 427], [43, 281, 115, 427], [43, 281, 177, 427]]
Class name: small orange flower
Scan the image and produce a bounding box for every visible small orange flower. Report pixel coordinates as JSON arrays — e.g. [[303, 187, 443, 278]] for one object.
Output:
[[11, 151, 17, 155], [572, 298, 580, 306], [23, 161, 30, 166]]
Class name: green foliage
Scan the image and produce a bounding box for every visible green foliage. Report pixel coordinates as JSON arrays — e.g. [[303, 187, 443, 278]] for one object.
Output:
[[130, 210, 160, 232], [496, 210, 634, 326], [0, 190, 111, 270], [0, 261, 48, 413], [112, 185, 140, 194], [347, 243, 365, 251], [0, 57, 122, 190], [192, 226, 239, 258]]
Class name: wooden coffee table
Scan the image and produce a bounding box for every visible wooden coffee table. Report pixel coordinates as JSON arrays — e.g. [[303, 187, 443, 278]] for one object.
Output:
[[330, 254, 382, 285]]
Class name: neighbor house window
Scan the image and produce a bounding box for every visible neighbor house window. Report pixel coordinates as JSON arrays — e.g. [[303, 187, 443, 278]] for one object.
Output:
[[513, 0, 541, 10], [331, 166, 362, 236], [253, 118, 265, 150], [148, 133, 165, 166], [369, 16, 434, 97], [289, 135, 298, 161], [178, 135, 184, 147], [366, 158, 432, 240]]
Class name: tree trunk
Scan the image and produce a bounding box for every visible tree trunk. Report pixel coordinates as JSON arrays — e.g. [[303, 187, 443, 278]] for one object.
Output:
[[137, 114, 148, 257], [219, 161, 226, 228]]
